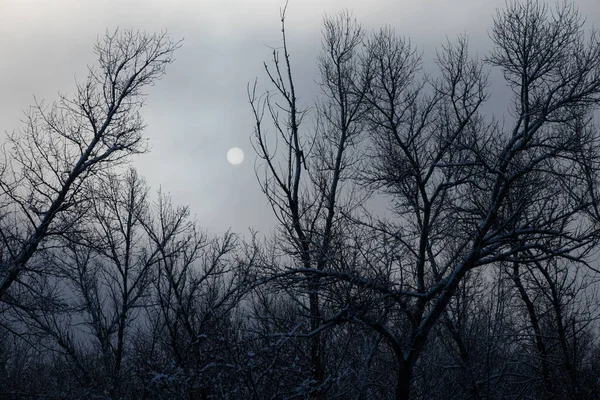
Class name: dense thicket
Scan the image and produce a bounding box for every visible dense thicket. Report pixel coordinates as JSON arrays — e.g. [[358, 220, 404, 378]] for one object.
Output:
[[2, 1, 600, 399]]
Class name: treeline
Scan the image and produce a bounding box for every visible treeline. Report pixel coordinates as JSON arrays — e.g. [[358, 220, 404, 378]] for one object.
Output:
[[2, 1, 600, 399]]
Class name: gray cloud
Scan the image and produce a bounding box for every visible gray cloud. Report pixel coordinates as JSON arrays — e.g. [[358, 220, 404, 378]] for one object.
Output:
[[2, 0, 599, 236]]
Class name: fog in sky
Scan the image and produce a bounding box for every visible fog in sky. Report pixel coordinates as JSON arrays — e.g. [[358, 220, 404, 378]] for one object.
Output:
[[1, 0, 599, 236]]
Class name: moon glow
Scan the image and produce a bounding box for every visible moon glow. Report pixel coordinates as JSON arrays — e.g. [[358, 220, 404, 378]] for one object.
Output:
[[226, 147, 245, 165]]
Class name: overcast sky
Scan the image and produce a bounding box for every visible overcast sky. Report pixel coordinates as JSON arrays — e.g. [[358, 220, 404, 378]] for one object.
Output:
[[1, 0, 599, 237]]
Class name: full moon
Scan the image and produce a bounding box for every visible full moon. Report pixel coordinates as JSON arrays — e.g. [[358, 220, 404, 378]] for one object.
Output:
[[226, 147, 245, 165]]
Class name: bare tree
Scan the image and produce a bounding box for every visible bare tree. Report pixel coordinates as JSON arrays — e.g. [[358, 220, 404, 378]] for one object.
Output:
[[0, 168, 165, 397], [135, 190, 254, 399], [249, 6, 370, 397], [350, 1, 600, 398], [3, 2, 600, 399], [508, 252, 600, 398], [59, 168, 158, 394], [248, 1, 600, 399], [0, 29, 180, 300]]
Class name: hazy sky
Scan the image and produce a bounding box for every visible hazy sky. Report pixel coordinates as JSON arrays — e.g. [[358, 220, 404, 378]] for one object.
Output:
[[1, 0, 599, 236]]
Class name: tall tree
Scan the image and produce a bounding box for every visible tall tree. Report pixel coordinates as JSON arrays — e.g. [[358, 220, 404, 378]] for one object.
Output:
[[252, 1, 600, 399], [61, 169, 157, 394], [250, 7, 370, 397], [0, 29, 180, 300]]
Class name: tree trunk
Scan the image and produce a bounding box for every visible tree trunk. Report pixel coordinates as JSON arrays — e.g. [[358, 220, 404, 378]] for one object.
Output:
[[511, 262, 552, 394], [309, 285, 324, 399], [395, 361, 412, 400]]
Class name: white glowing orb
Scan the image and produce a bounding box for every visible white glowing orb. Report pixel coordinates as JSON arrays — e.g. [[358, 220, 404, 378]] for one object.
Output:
[[226, 147, 245, 165]]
